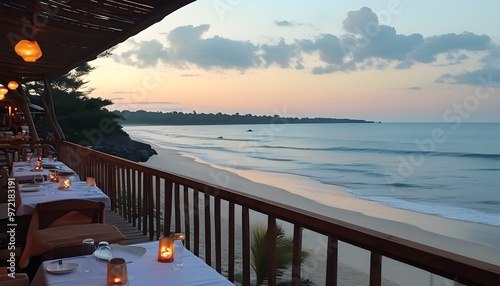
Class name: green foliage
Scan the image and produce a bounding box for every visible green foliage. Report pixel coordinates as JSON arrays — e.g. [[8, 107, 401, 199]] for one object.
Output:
[[26, 63, 125, 143], [114, 110, 375, 125], [250, 224, 313, 286]]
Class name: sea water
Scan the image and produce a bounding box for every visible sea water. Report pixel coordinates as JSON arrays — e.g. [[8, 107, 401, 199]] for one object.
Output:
[[123, 123, 500, 228]]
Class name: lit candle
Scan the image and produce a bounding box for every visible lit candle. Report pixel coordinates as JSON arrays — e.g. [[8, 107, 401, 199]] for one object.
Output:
[[158, 236, 174, 262], [58, 177, 71, 189], [106, 258, 128, 286], [86, 177, 95, 187], [49, 170, 59, 182], [34, 160, 43, 171]]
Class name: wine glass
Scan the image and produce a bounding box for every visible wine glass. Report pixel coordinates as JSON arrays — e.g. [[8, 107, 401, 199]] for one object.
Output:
[[81, 238, 96, 272]]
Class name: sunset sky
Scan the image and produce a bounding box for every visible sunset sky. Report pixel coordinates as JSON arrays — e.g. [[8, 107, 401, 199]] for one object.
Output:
[[84, 0, 500, 123]]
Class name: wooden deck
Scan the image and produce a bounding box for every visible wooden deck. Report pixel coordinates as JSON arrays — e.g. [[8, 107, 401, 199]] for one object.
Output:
[[105, 210, 151, 245]]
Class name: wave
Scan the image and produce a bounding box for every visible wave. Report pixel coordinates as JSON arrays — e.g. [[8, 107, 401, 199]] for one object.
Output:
[[259, 145, 500, 161], [249, 155, 295, 162], [349, 194, 500, 227]]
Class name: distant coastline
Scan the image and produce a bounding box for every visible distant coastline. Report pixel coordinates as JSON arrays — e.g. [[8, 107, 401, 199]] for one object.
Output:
[[114, 110, 376, 125]]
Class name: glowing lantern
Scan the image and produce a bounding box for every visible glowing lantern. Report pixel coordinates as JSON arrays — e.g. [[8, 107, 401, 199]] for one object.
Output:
[[0, 86, 7, 97], [15, 40, 43, 62], [106, 258, 128, 286], [157, 236, 174, 262], [8, 81, 18, 90]]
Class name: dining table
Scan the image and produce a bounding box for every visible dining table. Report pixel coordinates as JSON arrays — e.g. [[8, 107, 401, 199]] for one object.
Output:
[[11, 160, 111, 216], [31, 241, 235, 285]]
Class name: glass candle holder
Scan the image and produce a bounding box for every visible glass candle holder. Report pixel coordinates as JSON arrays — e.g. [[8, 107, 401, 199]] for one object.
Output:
[[34, 160, 43, 171], [106, 258, 128, 286], [86, 177, 96, 187], [58, 177, 71, 189], [49, 170, 59, 182], [157, 236, 174, 262]]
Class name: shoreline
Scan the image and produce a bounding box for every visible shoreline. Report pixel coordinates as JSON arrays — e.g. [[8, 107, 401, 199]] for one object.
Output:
[[139, 142, 500, 285]]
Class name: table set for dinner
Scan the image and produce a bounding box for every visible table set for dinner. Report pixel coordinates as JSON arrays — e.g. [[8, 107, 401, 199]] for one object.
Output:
[[11, 159, 111, 216], [31, 241, 234, 285]]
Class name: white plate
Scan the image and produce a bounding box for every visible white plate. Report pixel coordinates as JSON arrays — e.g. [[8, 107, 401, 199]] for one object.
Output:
[[46, 261, 79, 274], [94, 244, 147, 262]]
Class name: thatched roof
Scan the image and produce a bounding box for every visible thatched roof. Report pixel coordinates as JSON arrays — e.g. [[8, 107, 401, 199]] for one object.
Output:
[[0, 0, 195, 83]]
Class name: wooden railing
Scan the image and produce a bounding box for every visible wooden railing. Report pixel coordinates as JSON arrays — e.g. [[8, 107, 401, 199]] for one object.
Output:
[[54, 140, 500, 286]]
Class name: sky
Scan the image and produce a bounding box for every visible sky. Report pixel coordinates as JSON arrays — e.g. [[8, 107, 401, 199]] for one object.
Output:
[[84, 0, 500, 123]]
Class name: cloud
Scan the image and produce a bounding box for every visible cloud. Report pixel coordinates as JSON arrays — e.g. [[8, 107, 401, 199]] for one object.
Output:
[[342, 6, 379, 34], [113, 101, 177, 106], [113, 39, 167, 68], [112, 7, 497, 84], [408, 86, 422, 90], [437, 67, 500, 86], [413, 32, 491, 63], [113, 25, 260, 70], [275, 20, 293, 27], [261, 38, 301, 68]]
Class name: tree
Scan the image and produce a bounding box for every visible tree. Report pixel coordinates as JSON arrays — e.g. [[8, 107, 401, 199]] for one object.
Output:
[[26, 63, 125, 144], [250, 224, 313, 286]]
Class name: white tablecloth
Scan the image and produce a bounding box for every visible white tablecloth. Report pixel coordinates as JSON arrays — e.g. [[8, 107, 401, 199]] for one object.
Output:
[[11, 161, 111, 216], [11, 161, 75, 182], [16, 181, 111, 216], [31, 241, 234, 285]]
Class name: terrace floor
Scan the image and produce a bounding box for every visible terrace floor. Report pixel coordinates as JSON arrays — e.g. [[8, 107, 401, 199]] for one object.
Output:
[[105, 210, 150, 245]]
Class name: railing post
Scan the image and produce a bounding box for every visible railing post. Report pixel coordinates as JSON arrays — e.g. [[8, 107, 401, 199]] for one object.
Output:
[[204, 187, 212, 265], [292, 225, 303, 286], [164, 180, 173, 237], [326, 235, 338, 285], [370, 252, 382, 286], [215, 197, 222, 273], [228, 202, 235, 283], [242, 206, 250, 286], [267, 216, 277, 286]]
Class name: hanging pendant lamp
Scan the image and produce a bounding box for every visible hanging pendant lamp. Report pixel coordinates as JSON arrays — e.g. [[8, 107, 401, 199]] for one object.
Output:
[[8, 81, 19, 90], [15, 40, 43, 62]]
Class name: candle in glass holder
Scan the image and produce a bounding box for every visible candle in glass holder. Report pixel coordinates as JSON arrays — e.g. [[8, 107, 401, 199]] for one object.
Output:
[[106, 258, 128, 286], [157, 236, 174, 262], [86, 177, 96, 187], [34, 160, 43, 171], [49, 170, 59, 182], [58, 177, 71, 189]]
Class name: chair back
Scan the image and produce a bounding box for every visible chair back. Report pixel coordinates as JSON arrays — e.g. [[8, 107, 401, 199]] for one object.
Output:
[[0, 273, 29, 286], [1, 167, 9, 189], [35, 199, 105, 229]]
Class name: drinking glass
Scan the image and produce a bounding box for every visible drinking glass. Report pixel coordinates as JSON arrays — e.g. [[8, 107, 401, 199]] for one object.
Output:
[[81, 238, 96, 272], [174, 240, 184, 270], [33, 174, 45, 184], [96, 241, 112, 262]]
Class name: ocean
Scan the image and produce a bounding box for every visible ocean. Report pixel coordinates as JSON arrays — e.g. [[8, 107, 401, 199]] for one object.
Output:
[[123, 122, 500, 231]]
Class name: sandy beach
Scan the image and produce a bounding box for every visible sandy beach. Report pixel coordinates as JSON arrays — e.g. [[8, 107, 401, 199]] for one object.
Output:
[[139, 144, 500, 285]]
